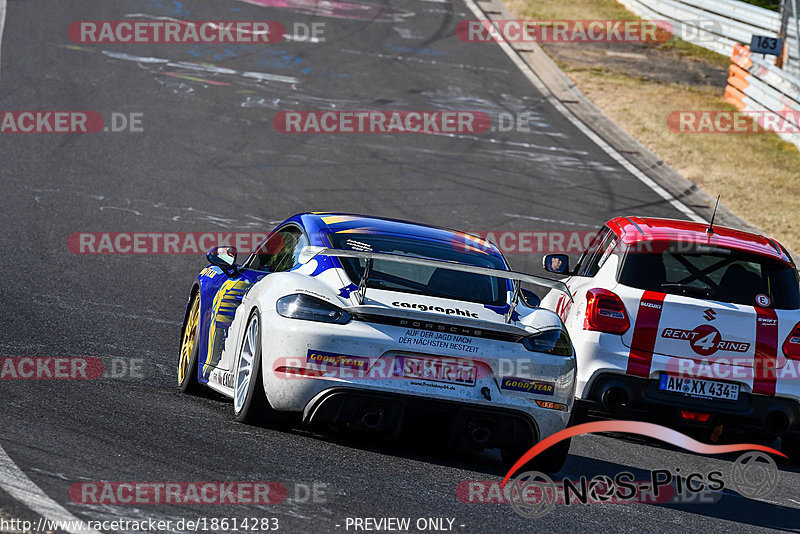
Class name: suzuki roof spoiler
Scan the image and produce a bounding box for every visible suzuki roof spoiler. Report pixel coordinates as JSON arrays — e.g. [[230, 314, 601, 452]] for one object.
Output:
[[298, 246, 573, 321]]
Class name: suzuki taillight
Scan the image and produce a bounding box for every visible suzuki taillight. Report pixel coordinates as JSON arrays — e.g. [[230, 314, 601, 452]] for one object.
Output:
[[782, 321, 800, 360], [584, 288, 630, 334]]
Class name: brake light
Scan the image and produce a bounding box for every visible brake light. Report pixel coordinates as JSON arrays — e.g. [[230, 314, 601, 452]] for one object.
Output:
[[782, 321, 800, 360], [273, 366, 325, 377], [680, 411, 711, 422], [584, 288, 630, 334]]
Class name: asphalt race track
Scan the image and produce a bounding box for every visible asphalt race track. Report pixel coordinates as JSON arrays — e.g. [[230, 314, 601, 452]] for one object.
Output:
[[1, 0, 799, 532]]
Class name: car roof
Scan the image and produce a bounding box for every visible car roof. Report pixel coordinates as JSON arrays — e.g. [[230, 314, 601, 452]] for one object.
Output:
[[607, 216, 794, 265], [288, 212, 504, 258]]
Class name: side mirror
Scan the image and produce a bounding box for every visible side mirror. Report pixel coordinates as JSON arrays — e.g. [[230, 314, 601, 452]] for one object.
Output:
[[543, 253, 569, 275], [520, 288, 541, 308], [207, 246, 239, 274]]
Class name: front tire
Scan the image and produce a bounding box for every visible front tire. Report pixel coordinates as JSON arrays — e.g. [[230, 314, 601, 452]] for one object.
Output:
[[233, 309, 274, 423], [178, 291, 202, 394]]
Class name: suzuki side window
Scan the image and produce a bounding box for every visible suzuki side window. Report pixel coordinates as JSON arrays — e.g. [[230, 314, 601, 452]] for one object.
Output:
[[573, 227, 609, 276], [246, 226, 307, 272], [578, 228, 617, 277]]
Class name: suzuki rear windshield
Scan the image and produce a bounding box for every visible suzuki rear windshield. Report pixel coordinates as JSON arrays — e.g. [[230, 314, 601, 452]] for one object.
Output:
[[619, 245, 800, 309], [328, 234, 508, 306]]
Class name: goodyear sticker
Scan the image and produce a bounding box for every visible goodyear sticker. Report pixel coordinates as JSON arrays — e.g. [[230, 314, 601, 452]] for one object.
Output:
[[501, 376, 555, 396], [307, 350, 369, 371]]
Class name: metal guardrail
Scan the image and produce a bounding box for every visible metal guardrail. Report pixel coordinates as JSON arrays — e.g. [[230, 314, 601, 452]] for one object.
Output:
[[725, 44, 800, 149], [618, 0, 799, 77]]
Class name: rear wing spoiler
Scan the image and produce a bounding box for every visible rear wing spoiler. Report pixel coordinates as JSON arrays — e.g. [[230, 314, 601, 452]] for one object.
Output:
[[298, 246, 572, 321]]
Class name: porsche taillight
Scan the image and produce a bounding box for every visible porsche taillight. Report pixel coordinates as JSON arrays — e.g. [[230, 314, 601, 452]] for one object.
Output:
[[782, 321, 800, 360], [584, 288, 630, 334]]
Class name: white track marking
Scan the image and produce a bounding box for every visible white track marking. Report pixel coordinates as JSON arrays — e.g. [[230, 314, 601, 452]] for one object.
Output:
[[504, 213, 598, 228], [0, 444, 100, 534], [0, 16, 92, 530], [462, 0, 705, 224], [0, 0, 6, 80]]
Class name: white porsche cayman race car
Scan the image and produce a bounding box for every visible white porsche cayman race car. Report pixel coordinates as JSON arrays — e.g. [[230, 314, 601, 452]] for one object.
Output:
[[178, 213, 577, 471], [540, 216, 800, 461]]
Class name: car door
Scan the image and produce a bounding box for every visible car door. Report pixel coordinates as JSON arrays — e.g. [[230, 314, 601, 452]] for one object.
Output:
[[204, 225, 308, 385]]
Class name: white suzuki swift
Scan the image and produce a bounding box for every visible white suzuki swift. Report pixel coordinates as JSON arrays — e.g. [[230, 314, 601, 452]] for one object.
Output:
[[539, 216, 800, 461]]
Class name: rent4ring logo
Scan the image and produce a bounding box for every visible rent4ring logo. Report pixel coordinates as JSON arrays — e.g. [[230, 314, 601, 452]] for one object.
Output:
[[0, 111, 143, 133], [486, 421, 783, 518]]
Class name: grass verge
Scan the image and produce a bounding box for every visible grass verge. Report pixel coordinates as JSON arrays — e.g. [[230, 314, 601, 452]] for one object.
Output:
[[504, 0, 800, 249]]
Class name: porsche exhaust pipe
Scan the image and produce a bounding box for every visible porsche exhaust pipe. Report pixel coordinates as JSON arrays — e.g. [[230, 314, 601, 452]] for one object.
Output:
[[362, 411, 384, 429], [470, 426, 491, 445]]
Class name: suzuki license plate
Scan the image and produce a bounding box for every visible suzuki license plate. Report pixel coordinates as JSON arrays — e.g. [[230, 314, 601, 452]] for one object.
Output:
[[659, 374, 739, 401]]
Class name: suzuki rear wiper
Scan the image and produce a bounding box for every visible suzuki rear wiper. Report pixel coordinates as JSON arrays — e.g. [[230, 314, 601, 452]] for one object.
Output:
[[661, 283, 714, 299]]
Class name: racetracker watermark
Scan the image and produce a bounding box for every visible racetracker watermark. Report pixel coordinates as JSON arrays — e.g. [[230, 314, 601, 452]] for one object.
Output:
[[1, 517, 280, 533], [450, 230, 742, 255], [69, 21, 285, 44], [69, 482, 287, 505], [665, 357, 800, 382], [456, 477, 689, 505], [272, 111, 491, 134], [67, 230, 741, 256], [0, 111, 142, 133], [0, 357, 150, 380], [67, 232, 269, 254], [68, 482, 327, 505], [454, 231, 596, 254], [456, 19, 671, 43], [0, 357, 103, 380], [667, 111, 800, 134], [457, 19, 722, 43]]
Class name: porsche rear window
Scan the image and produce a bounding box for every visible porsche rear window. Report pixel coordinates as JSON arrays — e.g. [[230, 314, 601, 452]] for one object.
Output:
[[328, 234, 507, 306], [619, 247, 800, 309]]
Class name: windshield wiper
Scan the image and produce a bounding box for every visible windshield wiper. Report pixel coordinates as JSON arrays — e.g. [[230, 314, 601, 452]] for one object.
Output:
[[661, 283, 713, 299]]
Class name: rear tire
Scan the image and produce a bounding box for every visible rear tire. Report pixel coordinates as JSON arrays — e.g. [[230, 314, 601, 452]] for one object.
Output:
[[502, 437, 571, 475], [233, 309, 275, 423], [178, 292, 203, 395]]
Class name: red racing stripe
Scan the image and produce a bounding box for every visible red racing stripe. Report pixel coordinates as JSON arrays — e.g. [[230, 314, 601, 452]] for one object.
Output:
[[626, 291, 666, 377], [753, 307, 779, 396]]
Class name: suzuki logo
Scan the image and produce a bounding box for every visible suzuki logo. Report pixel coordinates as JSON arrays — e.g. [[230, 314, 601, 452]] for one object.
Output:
[[703, 308, 717, 321]]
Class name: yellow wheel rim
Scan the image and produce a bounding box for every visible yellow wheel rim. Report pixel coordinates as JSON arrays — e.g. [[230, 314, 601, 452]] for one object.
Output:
[[178, 294, 200, 385]]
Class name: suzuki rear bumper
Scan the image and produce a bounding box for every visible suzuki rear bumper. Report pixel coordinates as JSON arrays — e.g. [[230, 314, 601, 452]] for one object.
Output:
[[578, 372, 800, 438]]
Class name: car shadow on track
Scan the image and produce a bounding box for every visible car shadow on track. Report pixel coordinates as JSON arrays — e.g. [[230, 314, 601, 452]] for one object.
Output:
[[281, 420, 800, 531], [562, 452, 800, 532], [243, 415, 514, 478], [595, 430, 800, 474]]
